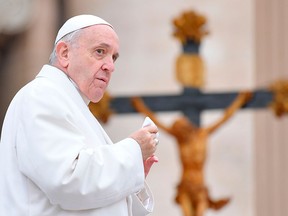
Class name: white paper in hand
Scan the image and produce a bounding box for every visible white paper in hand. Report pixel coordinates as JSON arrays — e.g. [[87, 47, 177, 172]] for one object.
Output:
[[142, 117, 159, 138]]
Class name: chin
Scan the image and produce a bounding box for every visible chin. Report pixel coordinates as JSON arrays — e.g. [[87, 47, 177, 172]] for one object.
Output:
[[91, 95, 103, 103], [89, 89, 105, 103], [91, 98, 101, 103]]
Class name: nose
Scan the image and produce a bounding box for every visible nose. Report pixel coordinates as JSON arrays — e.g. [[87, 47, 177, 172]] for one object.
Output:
[[102, 57, 115, 72]]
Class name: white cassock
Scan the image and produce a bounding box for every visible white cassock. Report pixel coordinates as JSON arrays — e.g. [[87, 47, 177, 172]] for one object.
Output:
[[0, 65, 154, 216]]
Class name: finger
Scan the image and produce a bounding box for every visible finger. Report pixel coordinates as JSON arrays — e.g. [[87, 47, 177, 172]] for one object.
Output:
[[150, 133, 157, 140], [146, 125, 159, 134], [146, 155, 159, 164], [144, 155, 159, 177]]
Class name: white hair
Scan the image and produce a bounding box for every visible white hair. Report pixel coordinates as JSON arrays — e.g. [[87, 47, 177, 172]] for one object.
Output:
[[49, 29, 82, 65]]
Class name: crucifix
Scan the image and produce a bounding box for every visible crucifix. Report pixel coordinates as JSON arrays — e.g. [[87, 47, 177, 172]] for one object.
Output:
[[89, 10, 287, 216]]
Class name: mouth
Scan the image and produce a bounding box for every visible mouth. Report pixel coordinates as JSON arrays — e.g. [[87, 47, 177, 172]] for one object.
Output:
[[98, 77, 108, 84]]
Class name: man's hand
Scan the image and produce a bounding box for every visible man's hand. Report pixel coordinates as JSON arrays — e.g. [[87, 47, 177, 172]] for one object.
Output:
[[129, 125, 158, 160], [130, 117, 160, 177]]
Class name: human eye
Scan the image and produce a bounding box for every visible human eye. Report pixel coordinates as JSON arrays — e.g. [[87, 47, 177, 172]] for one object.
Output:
[[112, 53, 119, 62], [112, 55, 118, 62], [96, 49, 105, 55]]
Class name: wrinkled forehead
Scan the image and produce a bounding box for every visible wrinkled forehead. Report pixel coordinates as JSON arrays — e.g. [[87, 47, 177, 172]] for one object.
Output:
[[81, 25, 119, 45], [78, 25, 120, 54]]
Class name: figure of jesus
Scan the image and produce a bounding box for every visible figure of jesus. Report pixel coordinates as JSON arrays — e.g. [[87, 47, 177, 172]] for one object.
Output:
[[131, 91, 252, 216]]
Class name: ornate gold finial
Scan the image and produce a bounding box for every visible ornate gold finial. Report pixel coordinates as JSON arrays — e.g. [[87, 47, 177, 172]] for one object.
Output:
[[173, 10, 209, 44], [269, 80, 288, 117], [173, 10, 208, 88], [88, 92, 114, 123]]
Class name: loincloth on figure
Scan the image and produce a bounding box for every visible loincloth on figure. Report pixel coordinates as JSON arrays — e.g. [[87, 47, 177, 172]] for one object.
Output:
[[175, 180, 208, 206], [175, 180, 230, 211]]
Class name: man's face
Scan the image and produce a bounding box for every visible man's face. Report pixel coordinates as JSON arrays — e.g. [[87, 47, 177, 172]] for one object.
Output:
[[66, 25, 119, 103]]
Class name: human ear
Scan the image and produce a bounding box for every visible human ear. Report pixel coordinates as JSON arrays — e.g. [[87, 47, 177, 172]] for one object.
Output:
[[55, 41, 69, 68]]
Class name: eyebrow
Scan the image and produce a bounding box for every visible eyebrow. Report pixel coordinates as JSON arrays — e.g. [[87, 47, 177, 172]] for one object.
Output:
[[98, 43, 119, 59]]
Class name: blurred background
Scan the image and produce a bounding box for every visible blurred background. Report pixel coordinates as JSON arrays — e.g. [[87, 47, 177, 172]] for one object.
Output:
[[0, 0, 287, 215]]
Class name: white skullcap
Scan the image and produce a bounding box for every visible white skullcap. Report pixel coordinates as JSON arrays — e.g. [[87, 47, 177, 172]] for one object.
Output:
[[55, 14, 113, 44]]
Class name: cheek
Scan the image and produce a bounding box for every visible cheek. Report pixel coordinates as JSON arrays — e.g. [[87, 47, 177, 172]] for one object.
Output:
[[74, 60, 105, 95]]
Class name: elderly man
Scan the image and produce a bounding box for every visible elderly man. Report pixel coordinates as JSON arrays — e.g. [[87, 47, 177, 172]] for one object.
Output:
[[0, 15, 159, 216]]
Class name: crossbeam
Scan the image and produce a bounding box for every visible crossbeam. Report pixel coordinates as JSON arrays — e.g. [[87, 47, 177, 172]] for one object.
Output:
[[110, 88, 273, 126]]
